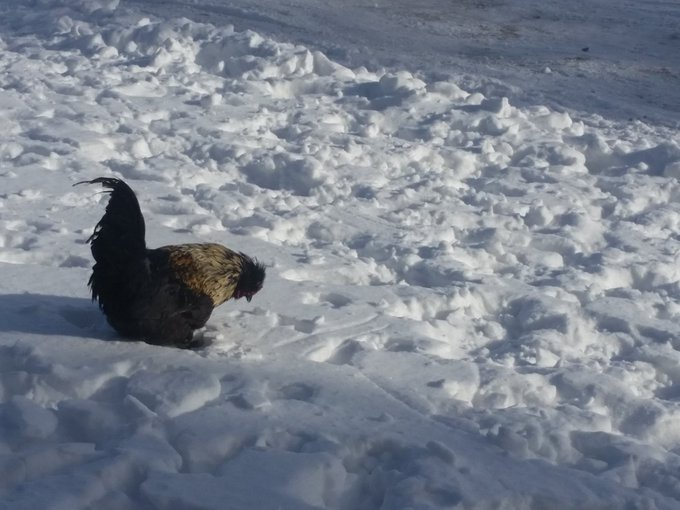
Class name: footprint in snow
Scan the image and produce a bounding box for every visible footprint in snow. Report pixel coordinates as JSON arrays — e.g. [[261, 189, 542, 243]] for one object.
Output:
[[275, 382, 317, 402]]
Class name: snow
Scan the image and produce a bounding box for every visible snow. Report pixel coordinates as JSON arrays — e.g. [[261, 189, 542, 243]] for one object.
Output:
[[0, 0, 679, 509], [127, 0, 680, 127]]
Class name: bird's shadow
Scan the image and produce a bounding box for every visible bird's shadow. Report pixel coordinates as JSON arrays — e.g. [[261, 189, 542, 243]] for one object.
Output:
[[0, 293, 115, 340]]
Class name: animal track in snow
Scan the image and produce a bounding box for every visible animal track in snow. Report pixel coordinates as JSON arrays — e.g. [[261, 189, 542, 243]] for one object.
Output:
[[276, 314, 323, 334], [300, 291, 352, 309], [275, 382, 317, 402]]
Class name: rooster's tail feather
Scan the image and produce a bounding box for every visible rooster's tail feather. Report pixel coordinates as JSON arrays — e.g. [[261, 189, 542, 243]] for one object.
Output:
[[75, 177, 147, 302]]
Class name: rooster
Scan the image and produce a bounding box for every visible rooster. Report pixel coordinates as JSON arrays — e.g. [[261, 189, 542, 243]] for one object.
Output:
[[78, 177, 265, 348]]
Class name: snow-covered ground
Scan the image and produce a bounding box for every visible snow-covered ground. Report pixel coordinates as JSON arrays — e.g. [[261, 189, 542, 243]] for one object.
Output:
[[1, 0, 680, 508], [129, 0, 680, 126]]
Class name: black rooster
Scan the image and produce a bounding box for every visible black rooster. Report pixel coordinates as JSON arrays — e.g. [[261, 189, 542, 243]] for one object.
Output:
[[78, 177, 265, 348]]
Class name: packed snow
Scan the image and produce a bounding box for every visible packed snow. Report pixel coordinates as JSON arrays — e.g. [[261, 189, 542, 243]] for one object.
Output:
[[129, 0, 680, 126], [1, 0, 680, 509]]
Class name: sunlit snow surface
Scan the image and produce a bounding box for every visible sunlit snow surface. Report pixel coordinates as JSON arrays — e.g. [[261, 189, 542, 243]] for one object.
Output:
[[1, 1, 680, 509]]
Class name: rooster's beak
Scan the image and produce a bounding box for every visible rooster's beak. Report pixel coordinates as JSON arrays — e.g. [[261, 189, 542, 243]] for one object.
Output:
[[246, 296, 252, 303]]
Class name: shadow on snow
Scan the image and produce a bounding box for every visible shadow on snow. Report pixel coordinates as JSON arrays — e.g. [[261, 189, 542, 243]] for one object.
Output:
[[0, 293, 113, 340]]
